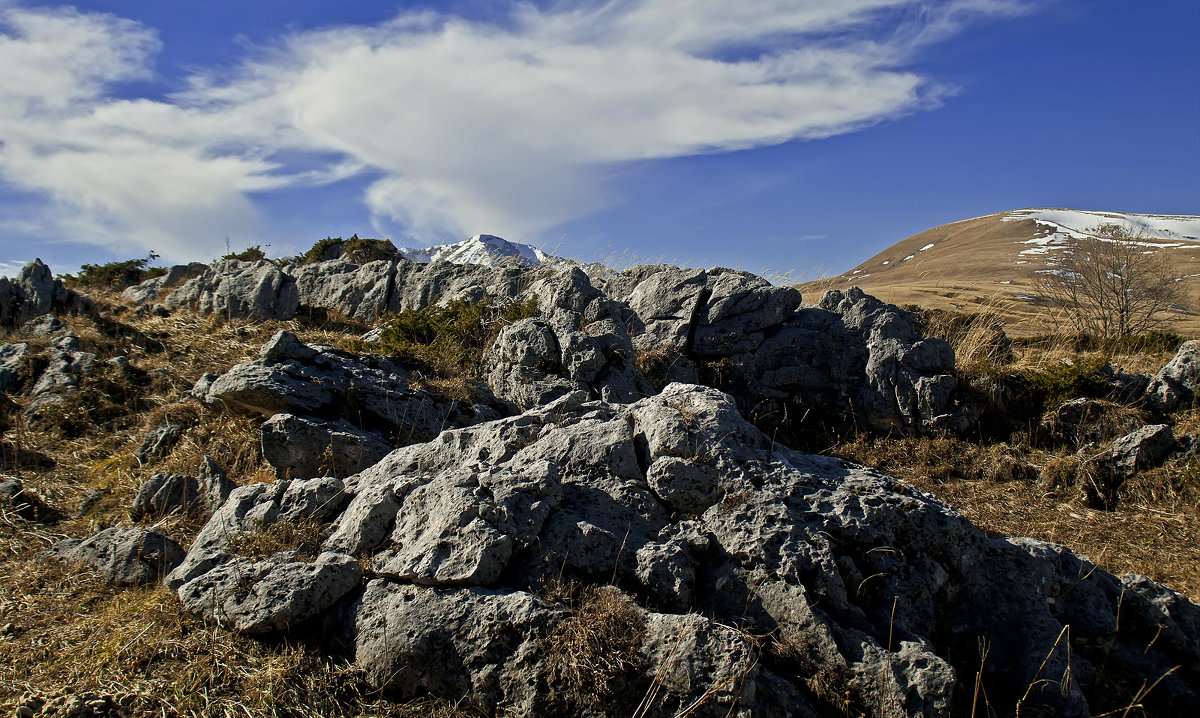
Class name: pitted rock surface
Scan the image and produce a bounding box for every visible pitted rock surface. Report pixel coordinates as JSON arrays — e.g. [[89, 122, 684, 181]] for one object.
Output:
[[168, 384, 1199, 716]]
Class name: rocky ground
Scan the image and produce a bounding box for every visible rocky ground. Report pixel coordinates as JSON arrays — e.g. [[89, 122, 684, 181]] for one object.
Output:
[[1, 254, 1197, 717]]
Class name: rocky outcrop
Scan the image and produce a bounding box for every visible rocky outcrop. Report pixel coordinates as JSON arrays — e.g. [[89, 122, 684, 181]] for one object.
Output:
[[129, 457, 235, 521], [197, 331, 493, 441], [121, 262, 207, 305], [261, 413, 392, 479], [1146, 340, 1200, 411], [608, 265, 960, 435], [157, 254, 960, 436], [0, 259, 90, 328], [162, 259, 299, 320], [168, 384, 1199, 716], [42, 527, 184, 585], [487, 267, 652, 409], [133, 419, 188, 465]]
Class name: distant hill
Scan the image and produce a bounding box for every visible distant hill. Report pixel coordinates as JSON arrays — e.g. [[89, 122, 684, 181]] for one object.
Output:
[[800, 208, 1200, 336]]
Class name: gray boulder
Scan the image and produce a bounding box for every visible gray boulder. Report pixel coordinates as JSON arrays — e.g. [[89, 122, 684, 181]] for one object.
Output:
[[487, 267, 652, 408], [42, 527, 184, 585], [129, 458, 234, 521], [162, 259, 299, 320], [201, 330, 473, 440], [134, 419, 188, 464], [121, 263, 207, 305], [26, 314, 63, 336], [1109, 423, 1175, 478], [0, 259, 89, 327], [291, 258, 397, 322], [28, 335, 96, 398], [0, 342, 31, 391], [261, 413, 392, 479], [607, 266, 959, 435], [169, 383, 1197, 715], [164, 476, 352, 631], [1146, 340, 1200, 411], [176, 551, 361, 634]]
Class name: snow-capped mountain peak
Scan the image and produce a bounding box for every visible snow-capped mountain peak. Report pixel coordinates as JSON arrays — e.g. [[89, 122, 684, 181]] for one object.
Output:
[[398, 234, 548, 267]]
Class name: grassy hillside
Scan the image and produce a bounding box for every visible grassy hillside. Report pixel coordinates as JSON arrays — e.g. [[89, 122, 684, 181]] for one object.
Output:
[[2, 277, 1198, 716], [801, 209, 1200, 337]]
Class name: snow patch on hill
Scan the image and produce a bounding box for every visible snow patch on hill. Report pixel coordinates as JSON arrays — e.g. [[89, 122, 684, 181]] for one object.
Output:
[[1004, 209, 1200, 257], [399, 234, 549, 267]]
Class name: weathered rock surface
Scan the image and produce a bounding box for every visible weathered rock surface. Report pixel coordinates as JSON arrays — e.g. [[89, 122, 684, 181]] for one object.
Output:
[[168, 384, 1199, 716], [1109, 423, 1175, 478], [0, 259, 90, 328], [120, 262, 207, 305], [199, 331, 486, 441], [157, 254, 961, 437], [162, 259, 299, 320], [133, 419, 188, 464], [43, 527, 184, 585], [261, 413, 392, 479], [1146, 340, 1200, 411], [129, 458, 235, 521], [0, 342, 31, 391], [602, 266, 961, 435]]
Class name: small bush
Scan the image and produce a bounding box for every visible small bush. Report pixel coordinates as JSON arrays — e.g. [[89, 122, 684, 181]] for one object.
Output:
[[300, 237, 348, 265], [67, 253, 165, 290], [299, 235, 398, 265], [222, 245, 267, 262], [372, 295, 539, 384]]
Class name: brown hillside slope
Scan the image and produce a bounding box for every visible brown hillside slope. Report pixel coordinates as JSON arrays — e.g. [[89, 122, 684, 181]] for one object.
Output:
[[801, 208, 1200, 336]]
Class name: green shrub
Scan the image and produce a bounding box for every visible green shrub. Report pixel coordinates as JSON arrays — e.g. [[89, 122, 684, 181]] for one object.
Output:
[[67, 253, 165, 290], [300, 237, 347, 265], [221, 245, 267, 262], [299, 235, 399, 265], [371, 295, 540, 387]]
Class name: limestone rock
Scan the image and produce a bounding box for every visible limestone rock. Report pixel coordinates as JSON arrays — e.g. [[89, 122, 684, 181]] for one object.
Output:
[[43, 527, 184, 585], [1146, 340, 1200, 411], [0, 259, 90, 327], [163, 259, 299, 320], [261, 413, 392, 479], [134, 419, 188, 464], [201, 331, 471, 441]]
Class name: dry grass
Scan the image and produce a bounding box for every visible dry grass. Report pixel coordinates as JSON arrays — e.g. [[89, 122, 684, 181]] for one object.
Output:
[[0, 298, 471, 716], [227, 518, 324, 562], [833, 432, 1200, 602], [0, 556, 475, 717], [539, 579, 646, 710]]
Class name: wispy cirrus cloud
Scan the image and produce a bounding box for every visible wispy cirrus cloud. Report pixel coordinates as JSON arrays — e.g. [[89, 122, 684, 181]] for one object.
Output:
[[0, 0, 1030, 263]]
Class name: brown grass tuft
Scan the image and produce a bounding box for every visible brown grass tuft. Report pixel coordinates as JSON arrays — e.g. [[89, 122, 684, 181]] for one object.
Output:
[[539, 579, 646, 709]]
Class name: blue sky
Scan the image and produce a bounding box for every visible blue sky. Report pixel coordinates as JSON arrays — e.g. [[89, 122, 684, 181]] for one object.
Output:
[[0, 0, 1197, 278]]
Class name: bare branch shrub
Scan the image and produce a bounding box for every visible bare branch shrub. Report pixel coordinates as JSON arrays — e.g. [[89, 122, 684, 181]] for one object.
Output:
[[1041, 222, 1183, 342]]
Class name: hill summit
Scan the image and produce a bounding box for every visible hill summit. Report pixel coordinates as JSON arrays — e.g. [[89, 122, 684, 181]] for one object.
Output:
[[805, 208, 1200, 336]]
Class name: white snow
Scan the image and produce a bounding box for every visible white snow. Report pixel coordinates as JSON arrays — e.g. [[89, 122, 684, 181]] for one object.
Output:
[[902, 254, 915, 261], [999, 280, 1011, 285], [399, 234, 549, 268], [919, 243, 935, 252], [881, 260, 889, 265], [1004, 208, 1200, 257]]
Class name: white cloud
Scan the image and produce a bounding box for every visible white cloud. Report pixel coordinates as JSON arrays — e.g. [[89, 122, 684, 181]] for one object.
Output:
[[0, 0, 1030, 263]]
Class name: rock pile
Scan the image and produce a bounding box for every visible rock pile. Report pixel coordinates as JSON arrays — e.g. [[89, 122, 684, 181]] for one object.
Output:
[[5, 256, 1199, 717], [161, 384, 1198, 716]]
